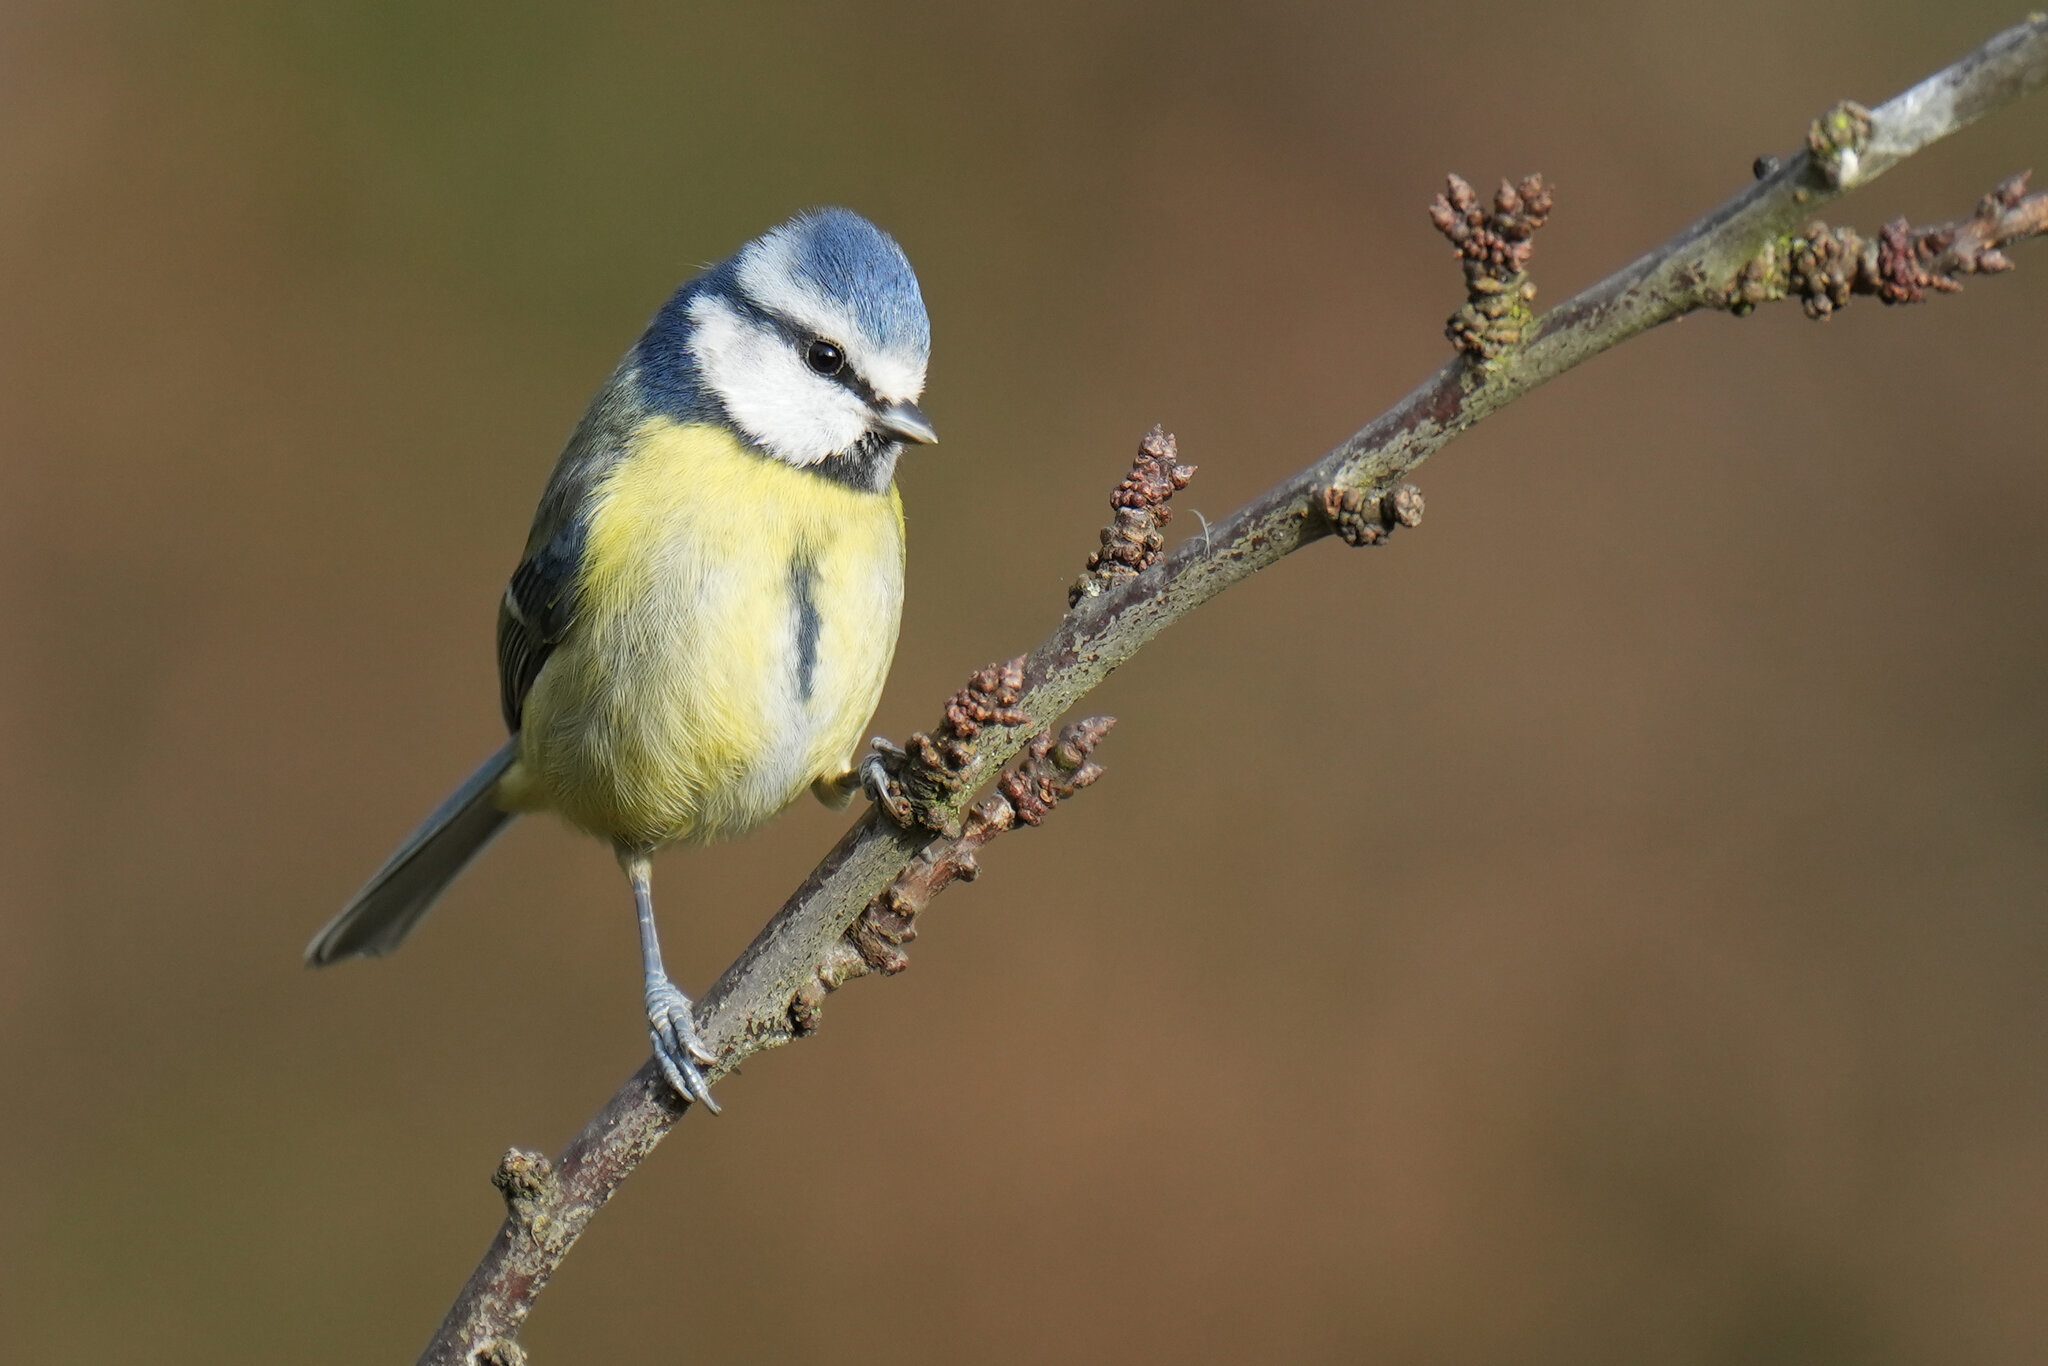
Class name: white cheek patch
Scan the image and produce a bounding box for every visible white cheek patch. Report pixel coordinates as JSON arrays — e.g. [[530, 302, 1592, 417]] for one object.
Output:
[[686, 295, 870, 466], [736, 233, 928, 404]]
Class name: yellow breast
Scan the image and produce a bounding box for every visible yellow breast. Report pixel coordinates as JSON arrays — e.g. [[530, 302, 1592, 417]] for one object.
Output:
[[508, 419, 905, 848]]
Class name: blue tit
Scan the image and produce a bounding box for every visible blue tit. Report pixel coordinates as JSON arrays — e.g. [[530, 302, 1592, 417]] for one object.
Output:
[[307, 208, 938, 1109]]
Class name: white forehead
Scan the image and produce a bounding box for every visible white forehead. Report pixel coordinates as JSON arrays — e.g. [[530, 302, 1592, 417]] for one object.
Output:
[[734, 231, 927, 403]]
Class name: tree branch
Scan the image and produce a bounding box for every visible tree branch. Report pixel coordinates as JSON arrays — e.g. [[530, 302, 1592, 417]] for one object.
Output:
[[423, 17, 2048, 1364]]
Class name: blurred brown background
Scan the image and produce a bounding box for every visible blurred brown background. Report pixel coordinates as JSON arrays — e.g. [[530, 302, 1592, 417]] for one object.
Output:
[[4, 2, 2045, 1362]]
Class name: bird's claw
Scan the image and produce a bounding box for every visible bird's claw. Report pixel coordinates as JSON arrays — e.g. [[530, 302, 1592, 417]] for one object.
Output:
[[645, 977, 720, 1113], [858, 736, 919, 830]]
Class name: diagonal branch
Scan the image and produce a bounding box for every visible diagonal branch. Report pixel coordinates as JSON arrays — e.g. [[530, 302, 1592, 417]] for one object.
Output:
[[423, 17, 2048, 1364]]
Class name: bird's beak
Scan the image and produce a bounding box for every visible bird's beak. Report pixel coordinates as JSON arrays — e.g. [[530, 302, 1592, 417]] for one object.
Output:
[[873, 400, 938, 446]]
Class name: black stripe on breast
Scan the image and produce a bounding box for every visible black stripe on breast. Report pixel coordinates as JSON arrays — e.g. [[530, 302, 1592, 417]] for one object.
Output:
[[789, 552, 821, 704]]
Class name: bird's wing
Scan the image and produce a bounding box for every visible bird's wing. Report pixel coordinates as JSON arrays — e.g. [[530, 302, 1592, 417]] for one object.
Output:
[[497, 512, 588, 731], [494, 359, 649, 732]]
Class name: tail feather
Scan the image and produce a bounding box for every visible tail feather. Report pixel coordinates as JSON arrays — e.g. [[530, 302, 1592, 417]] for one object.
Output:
[[308, 742, 519, 965]]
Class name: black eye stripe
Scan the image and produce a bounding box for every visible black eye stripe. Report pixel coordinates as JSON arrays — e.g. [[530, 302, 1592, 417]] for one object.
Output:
[[724, 294, 884, 405], [727, 292, 885, 403]]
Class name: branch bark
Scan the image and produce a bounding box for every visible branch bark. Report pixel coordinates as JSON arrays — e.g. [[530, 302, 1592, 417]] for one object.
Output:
[[423, 18, 2048, 1364]]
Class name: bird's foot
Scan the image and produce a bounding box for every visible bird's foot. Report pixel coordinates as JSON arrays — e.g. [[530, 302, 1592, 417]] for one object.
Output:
[[855, 736, 920, 830], [816, 737, 933, 830], [645, 976, 720, 1113]]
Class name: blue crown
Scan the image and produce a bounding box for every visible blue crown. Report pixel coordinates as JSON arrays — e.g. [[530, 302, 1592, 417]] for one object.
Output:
[[774, 207, 930, 360]]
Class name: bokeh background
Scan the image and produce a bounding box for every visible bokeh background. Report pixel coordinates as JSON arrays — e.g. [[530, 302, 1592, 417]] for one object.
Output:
[[5, 3, 2046, 1362]]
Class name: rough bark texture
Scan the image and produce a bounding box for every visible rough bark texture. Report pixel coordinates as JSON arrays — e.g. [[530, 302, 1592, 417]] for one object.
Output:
[[422, 18, 2048, 1364]]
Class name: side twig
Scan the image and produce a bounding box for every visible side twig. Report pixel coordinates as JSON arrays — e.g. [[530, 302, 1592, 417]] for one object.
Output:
[[423, 18, 2048, 1364]]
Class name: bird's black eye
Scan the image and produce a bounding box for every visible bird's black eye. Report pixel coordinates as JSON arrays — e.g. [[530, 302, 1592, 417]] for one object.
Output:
[[804, 339, 845, 376]]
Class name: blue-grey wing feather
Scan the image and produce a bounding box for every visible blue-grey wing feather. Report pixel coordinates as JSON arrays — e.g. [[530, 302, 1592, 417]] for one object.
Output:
[[496, 362, 652, 731], [497, 516, 588, 730]]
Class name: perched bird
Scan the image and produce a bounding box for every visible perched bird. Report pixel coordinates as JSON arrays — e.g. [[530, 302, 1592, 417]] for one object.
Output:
[[306, 208, 937, 1109]]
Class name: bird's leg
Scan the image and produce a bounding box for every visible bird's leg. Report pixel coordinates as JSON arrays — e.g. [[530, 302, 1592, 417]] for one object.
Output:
[[814, 736, 916, 829], [619, 848, 720, 1112]]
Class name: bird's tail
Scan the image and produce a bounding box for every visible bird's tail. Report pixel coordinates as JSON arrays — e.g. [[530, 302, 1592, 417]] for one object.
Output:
[[307, 742, 519, 965]]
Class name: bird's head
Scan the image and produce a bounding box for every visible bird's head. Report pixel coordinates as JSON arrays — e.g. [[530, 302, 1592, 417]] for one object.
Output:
[[651, 208, 935, 485]]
